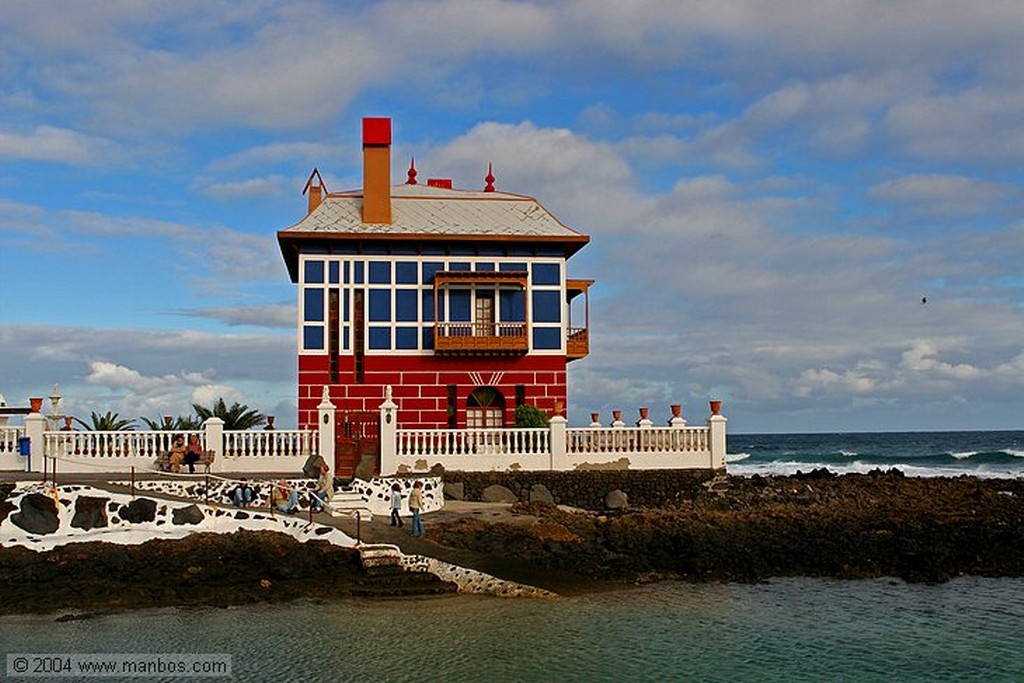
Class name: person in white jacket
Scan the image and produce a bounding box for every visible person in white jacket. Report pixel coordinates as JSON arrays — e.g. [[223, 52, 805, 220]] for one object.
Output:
[[389, 482, 404, 527]]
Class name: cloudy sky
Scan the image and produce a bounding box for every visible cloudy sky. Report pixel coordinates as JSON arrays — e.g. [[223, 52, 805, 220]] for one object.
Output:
[[2, 0, 1023, 433]]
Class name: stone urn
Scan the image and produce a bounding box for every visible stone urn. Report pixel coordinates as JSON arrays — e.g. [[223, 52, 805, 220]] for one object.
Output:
[[612, 409, 622, 422], [709, 400, 723, 416], [638, 407, 649, 420], [265, 415, 276, 430], [590, 412, 601, 426], [671, 404, 682, 418], [29, 397, 43, 413]]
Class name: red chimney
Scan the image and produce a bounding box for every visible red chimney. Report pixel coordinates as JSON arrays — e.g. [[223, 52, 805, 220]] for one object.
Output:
[[362, 118, 392, 224]]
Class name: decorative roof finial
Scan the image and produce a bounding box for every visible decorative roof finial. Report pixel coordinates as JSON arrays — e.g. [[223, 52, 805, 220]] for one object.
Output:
[[406, 157, 418, 185], [484, 163, 495, 192]]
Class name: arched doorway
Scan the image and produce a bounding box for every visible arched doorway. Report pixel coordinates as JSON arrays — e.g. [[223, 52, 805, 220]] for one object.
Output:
[[466, 386, 505, 428]]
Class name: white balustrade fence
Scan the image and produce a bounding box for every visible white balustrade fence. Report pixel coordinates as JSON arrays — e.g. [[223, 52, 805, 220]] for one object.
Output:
[[396, 428, 549, 458], [6, 413, 319, 475], [379, 394, 727, 474], [5, 390, 725, 476], [567, 426, 710, 455]]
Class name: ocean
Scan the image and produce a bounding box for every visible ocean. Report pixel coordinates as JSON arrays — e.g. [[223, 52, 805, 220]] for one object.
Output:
[[2, 431, 1023, 682], [727, 430, 1024, 479]]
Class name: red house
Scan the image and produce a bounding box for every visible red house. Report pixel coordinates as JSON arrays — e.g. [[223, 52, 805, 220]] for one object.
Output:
[[278, 118, 592, 464]]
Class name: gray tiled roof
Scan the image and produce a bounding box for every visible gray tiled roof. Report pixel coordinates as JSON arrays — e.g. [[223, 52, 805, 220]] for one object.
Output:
[[280, 184, 585, 239]]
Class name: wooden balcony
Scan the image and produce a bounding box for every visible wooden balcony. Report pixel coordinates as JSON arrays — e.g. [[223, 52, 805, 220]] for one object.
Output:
[[434, 322, 529, 356], [567, 326, 589, 361]]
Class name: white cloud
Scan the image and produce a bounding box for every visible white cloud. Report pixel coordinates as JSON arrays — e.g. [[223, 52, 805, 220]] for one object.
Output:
[[0, 126, 117, 164], [868, 174, 1013, 217]]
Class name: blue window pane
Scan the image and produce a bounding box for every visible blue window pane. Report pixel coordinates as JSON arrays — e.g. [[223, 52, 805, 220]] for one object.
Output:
[[396, 262, 418, 284], [533, 327, 561, 350], [422, 261, 444, 283], [304, 288, 324, 322], [343, 327, 349, 351], [328, 261, 339, 284], [532, 290, 561, 323], [499, 290, 526, 322], [395, 290, 418, 322], [343, 292, 350, 322], [369, 327, 391, 350], [369, 289, 391, 322], [500, 262, 527, 273], [532, 263, 561, 285], [343, 261, 350, 284], [303, 326, 324, 350], [449, 261, 471, 272], [353, 262, 364, 284], [422, 327, 434, 350], [304, 260, 324, 284], [449, 290, 471, 322], [395, 327, 418, 349], [422, 290, 442, 322], [476, 262, 495, 271], [369, 261, 391, 284]]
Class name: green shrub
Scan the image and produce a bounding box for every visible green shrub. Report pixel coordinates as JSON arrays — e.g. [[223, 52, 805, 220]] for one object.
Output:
[[514, 404, 549, 428]]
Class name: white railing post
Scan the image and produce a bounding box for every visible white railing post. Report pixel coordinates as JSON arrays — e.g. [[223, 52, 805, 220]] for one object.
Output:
[[549, 415, 568, 471], [379, 385, 398, 476], [317, 386, 336, 478], [204, 417, 224, 473], [25, 411, 46, 473], [709, 413, 727, 469]]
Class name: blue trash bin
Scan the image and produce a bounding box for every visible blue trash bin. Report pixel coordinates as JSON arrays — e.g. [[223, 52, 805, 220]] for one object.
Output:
[[18, 437, 30, 456]]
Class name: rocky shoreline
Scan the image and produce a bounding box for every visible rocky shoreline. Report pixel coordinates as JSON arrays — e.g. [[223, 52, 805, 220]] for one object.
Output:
[[434, 470, 1024, 584], [1, 471, 1022, 616]]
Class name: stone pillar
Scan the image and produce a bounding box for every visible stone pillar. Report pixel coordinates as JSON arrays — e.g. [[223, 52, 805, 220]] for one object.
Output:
[[204, 417, 224, 473], [548, 415, 568, 471], [379, 385, 398, 476], [317, 386, 336, 478], [708, 414, 727, 470], [24, 411, 46, 473]]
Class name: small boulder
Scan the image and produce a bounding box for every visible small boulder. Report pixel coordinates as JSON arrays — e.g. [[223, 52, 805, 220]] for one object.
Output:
[[481, 484, 517, 503], [11, 493, 60, 535], [443, 482, 465, 501], [71, 496, 109, 531], [604, 489, 628, 510], [529, 484, 555, 505], [119, 498, 157, 524], [171, 504, 204, 526]]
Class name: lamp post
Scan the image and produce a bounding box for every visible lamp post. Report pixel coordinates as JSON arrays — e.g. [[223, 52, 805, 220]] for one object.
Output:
[[48, 383, 63, 431]]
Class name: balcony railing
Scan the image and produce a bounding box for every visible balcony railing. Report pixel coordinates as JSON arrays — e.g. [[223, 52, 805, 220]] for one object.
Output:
[[567, 327, 589, 360], [434, 322, 528, 355]]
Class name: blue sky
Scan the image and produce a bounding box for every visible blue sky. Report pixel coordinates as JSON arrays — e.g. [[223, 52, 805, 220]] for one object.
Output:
[[2, 0, 1024, 433]]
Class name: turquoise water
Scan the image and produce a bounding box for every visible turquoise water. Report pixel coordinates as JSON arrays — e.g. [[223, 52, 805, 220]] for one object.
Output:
[[3, 578, 1022, 682]]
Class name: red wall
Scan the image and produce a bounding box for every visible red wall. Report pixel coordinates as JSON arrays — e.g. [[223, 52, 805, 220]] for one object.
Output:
[[297, 354, 567, 429]]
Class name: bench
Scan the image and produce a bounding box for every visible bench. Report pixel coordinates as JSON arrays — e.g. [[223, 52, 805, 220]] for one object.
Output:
[[155, 450, 216, 473]]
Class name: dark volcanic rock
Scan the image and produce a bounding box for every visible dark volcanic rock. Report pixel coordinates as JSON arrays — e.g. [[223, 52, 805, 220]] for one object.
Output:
[[432, 473, 1024, 584], [172, 505, 204, 525], [11, 493, 59, 535], [0, 530, 458, 615], [119, 498, 157, 523], [71, 496, 109, 531]]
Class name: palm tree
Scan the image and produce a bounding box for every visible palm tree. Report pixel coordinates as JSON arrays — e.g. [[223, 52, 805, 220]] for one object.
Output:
[[139, 415, 204, 431], [74, 410, 136, 431], [193, 398, 266, 430]]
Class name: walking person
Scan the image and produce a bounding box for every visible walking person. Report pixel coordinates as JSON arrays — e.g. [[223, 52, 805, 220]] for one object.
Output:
[[408, 480, 425, 537], [390, 482, 404, 527]]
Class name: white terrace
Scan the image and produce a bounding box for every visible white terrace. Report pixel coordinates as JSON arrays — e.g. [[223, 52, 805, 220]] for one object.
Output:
[[0, 387, 726, 476]]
